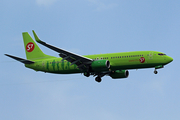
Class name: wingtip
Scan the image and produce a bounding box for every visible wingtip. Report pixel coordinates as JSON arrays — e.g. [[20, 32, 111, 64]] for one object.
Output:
[[32, 30, 41, 43]]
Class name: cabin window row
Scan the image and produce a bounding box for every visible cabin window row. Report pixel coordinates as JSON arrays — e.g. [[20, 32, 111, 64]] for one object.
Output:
[[94, 57, 108, 60], [93, 54, 143, 60], [110, 55, 144, 59]]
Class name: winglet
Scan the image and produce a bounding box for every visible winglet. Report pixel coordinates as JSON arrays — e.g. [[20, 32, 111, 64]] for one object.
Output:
[[32, 30, 42, 43]]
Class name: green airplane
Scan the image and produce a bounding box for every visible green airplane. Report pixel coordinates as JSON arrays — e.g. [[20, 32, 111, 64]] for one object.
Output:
[[5, 30, 173, 82]]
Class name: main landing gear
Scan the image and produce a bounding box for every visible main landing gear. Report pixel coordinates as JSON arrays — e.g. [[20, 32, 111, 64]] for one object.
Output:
[[83, 72, 103, 83], [95, 76, 102, 83], [84, 72, 90, 77]]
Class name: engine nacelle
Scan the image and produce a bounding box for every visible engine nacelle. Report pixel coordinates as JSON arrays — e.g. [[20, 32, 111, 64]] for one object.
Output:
[[110, 70, 129, 79], [91, 60, 110, 72]]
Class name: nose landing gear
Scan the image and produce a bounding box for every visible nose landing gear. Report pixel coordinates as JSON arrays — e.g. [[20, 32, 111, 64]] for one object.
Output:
[[154, 69, 158, 74], [154, 65, 163, 74]]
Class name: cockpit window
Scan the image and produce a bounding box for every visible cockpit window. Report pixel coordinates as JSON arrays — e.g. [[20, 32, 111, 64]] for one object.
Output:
[[158, 53, 166, 56]]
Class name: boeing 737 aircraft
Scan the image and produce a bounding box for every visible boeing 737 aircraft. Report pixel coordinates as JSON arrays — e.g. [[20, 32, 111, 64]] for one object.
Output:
[[5, 31, 173, 82]]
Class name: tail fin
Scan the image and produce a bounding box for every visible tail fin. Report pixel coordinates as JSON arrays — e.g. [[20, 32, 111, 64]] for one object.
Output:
[[22, 32, 53, 60]]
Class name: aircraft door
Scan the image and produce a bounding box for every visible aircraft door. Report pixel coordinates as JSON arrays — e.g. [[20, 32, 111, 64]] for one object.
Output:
[[148, 52, 153, 60]]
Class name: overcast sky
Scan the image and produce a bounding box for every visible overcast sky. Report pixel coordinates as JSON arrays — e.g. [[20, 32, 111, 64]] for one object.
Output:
[[0, 0, 179, 120]]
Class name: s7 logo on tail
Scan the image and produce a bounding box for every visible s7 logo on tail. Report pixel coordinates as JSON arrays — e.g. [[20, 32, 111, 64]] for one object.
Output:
[[26, 42, 34, 52]]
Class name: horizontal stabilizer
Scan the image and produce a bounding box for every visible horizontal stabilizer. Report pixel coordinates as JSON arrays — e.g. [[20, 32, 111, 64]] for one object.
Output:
[[4, 54, 35, 64]]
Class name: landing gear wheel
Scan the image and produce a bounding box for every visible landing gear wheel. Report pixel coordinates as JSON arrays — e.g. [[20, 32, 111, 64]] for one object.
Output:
[[84, 72, 90, 77], [95, 77, 102, 83], [154, 70, 158, 74]]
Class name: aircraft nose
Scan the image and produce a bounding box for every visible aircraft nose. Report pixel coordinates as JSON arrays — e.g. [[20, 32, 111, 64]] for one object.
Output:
[[167, 56, 173, 63]]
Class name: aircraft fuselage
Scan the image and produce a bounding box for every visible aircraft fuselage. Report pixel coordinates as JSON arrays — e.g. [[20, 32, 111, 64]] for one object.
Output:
[[25, 51, 173, 74]]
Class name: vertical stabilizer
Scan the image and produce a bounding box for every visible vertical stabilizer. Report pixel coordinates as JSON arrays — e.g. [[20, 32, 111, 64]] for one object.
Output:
[[22, 32, 53, 60]]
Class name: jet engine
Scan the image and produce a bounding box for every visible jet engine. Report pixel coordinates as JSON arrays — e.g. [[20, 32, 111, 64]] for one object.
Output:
[[91, 60, 110, 72], [110, 70, 129, 79]]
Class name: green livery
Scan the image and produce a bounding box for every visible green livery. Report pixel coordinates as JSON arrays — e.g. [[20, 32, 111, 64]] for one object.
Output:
[[5, 30, 173, 82]]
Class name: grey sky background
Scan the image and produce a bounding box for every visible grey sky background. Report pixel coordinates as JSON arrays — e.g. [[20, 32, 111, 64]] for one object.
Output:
[[0, 0, 179, 120]]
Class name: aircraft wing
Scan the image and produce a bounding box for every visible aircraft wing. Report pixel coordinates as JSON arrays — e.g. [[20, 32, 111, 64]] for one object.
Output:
[[32, 30, 93, 71], [5, 54, 35, 64]]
